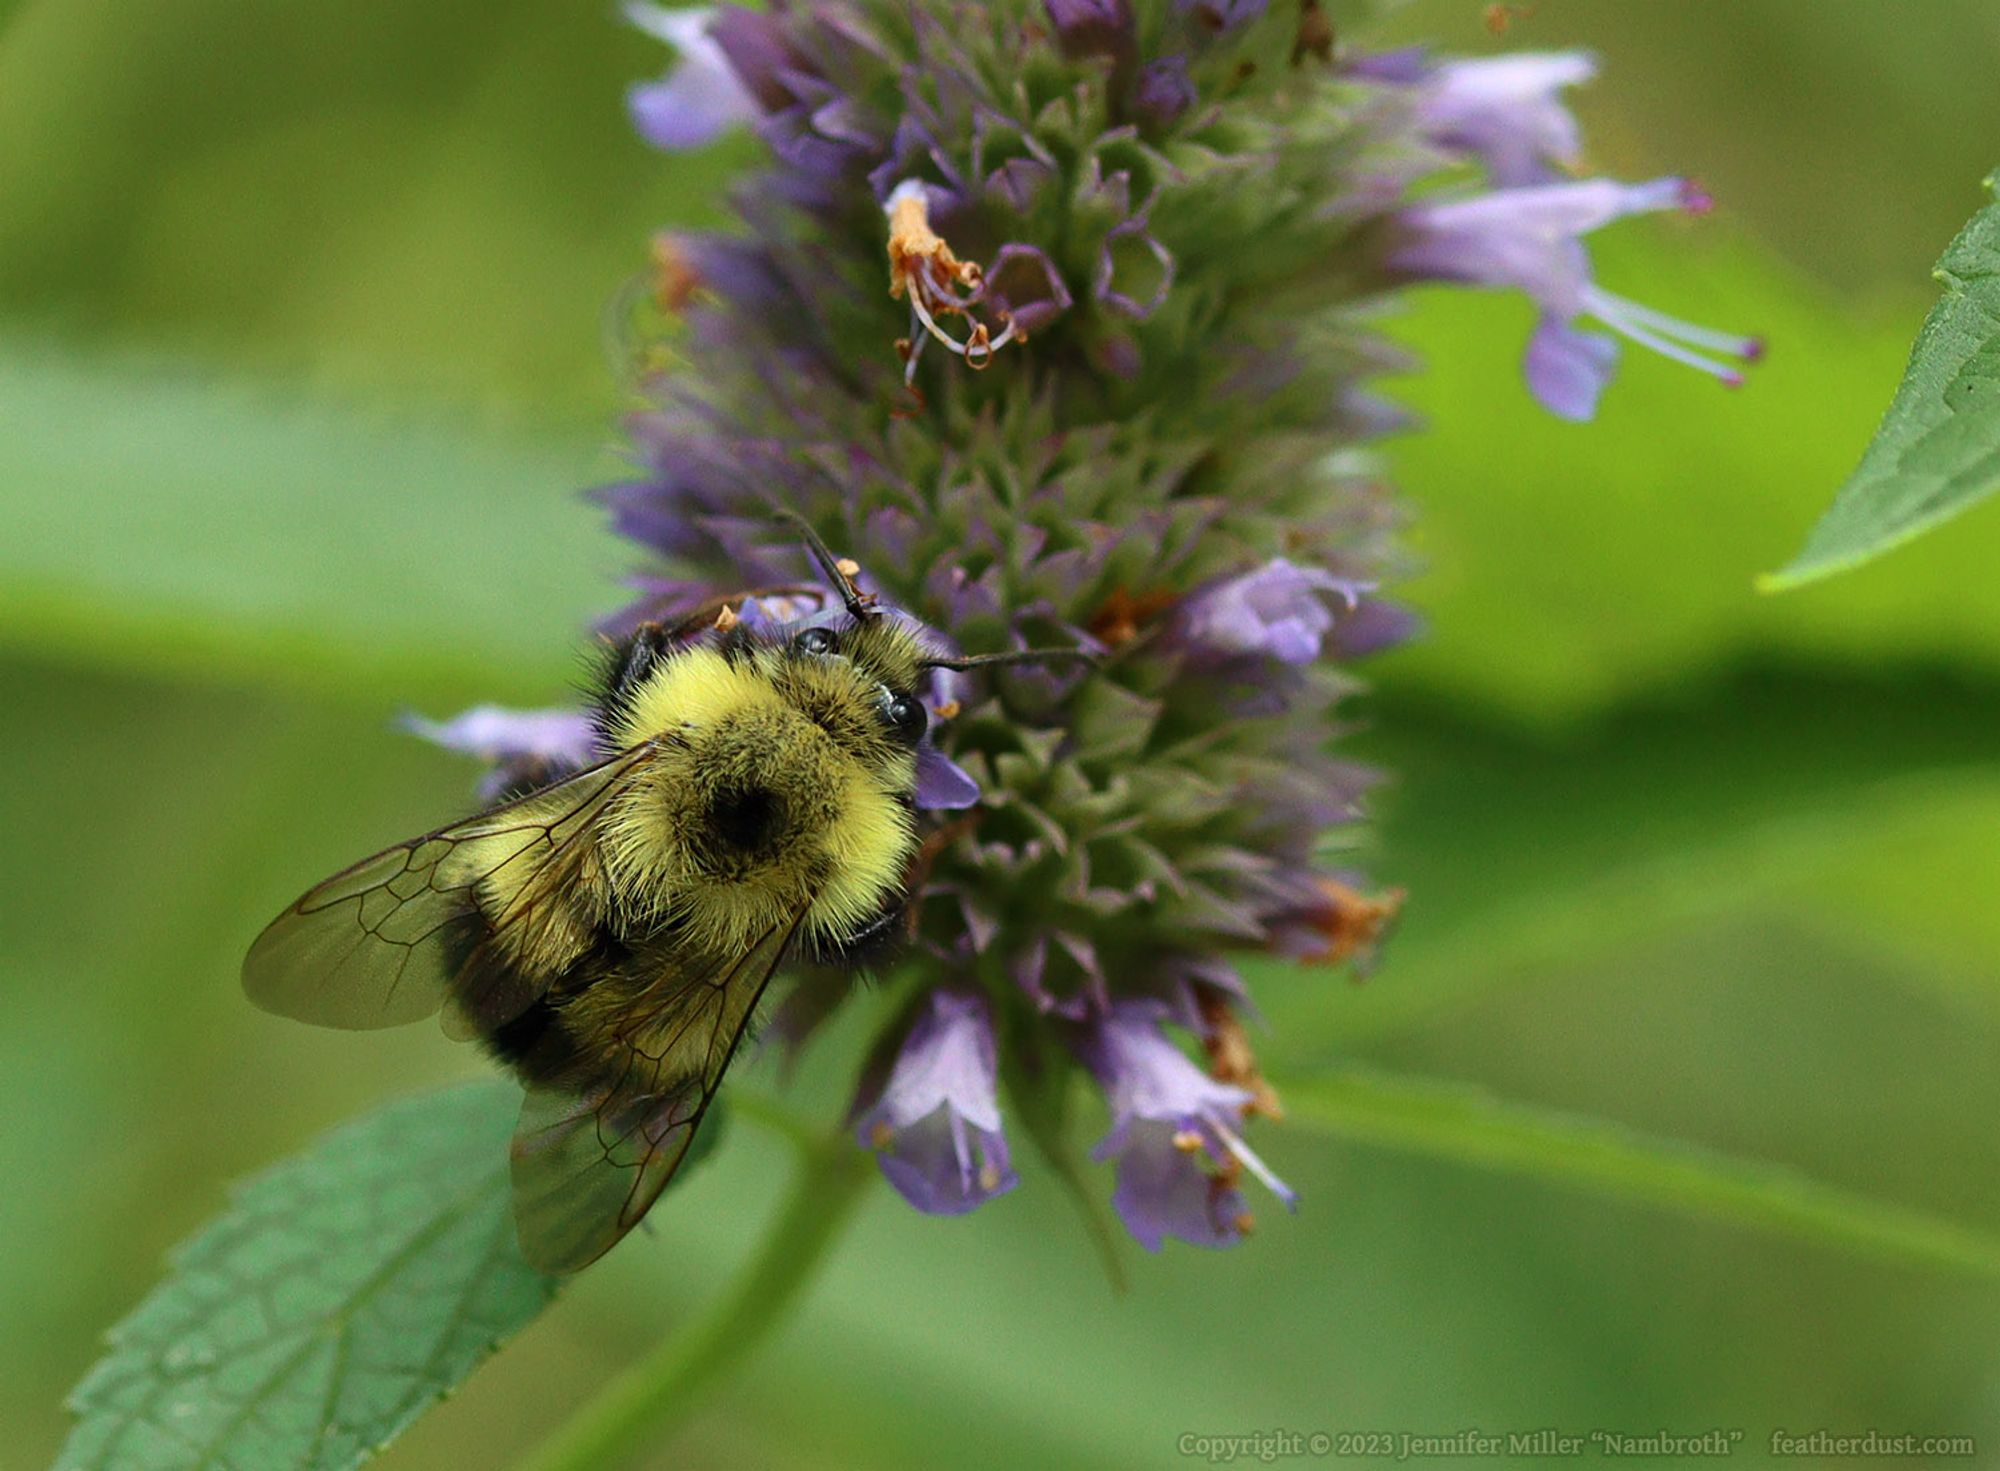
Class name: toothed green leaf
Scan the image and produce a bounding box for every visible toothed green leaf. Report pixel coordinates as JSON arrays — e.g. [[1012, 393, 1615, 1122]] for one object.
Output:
[[1766, 171, 2000, 589], [58, 1082, 558, 1471]]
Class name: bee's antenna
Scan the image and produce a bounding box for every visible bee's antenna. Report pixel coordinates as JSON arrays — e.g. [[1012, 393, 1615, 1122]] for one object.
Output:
[[774, 508, 876, 620], [918, 648, 1100, 672]]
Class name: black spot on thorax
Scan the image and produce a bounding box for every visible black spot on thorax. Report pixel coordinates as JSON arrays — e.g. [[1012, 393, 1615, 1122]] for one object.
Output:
[[706, 783, 788, 855]]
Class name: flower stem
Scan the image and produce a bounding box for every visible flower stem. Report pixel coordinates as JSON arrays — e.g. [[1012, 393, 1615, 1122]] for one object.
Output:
[[516, 1130, 876, 1471]]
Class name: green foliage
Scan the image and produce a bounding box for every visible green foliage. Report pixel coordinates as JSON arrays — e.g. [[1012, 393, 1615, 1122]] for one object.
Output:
[[1280, 1067, 2000, 1281], [8, 1, 2000, 1467], [59, 1083, 557, 1471], [0, 0, 742, 424], [1766, 173, 2000, 589], [1266, 669, 2000, 1052], [0, 342, 612, 707], [1378, 236, 2000, 719]]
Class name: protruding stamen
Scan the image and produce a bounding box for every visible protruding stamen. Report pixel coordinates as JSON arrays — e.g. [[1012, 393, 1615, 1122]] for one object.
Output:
[[1583, 287, 1752, 386], [949, 1110, 974, 1191], [1586, 286, 1762, 360], [885, 178, 1020, 385], [1208, 1114, 1299, 1213]]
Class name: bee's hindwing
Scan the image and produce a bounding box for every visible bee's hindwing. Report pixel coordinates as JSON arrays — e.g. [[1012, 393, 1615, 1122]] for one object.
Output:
[[507, 910, 806, 1272]]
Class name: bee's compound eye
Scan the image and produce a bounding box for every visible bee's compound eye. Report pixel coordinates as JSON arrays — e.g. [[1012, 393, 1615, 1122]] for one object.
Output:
[[792, 626, 839, 656], [881, 691, 927, 746]]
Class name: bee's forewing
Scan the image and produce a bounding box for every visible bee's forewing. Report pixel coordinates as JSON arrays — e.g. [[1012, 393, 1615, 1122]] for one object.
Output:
[[241, 748, 646, 1031]]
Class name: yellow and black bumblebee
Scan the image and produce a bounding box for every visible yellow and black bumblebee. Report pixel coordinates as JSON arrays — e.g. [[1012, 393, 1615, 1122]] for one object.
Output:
[[244, 524, 1080, 1271]]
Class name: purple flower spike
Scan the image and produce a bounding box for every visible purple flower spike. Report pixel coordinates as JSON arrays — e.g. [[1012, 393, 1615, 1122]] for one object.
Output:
[[1135, 55, 1197, 130], [1173, 558, 1370, 665], [625, 3, 761, 151], [1044, 0, 1134, 59], [856, 990, 1018, 1214], [1078, 1001, 1295, 1251], [1391, 176, 1762, 415], [1417, 51, 1597, 186], [560, 0, 1755, 1259]]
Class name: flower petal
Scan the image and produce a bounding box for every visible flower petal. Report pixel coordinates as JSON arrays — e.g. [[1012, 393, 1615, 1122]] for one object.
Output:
[[625, 3, 761, 151], [915, 745, 982, 809], [1110, 1120, 1248, 1251], [1523, 314, 1618, 421], [876, 1108, 1019, 1214], [856, 991, 1018, 1214], [1172, 558, 1370, 666], [402, 705, 600, 767]]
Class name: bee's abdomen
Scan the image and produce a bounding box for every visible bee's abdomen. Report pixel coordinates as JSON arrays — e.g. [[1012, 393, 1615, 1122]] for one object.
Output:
[[453, 912, 625, 1089], [484, 994, 563, 1071]]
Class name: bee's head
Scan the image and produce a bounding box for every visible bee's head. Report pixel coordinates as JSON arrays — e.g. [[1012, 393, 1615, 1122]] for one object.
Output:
[[779, 613, 931, 750], [776, 513, 941, 750], [773, 508, 1097, 753]]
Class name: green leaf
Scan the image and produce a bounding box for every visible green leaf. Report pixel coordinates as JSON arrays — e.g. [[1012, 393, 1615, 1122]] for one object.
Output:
[[58, 1081, 559, 1471], [1280, 1067, 2000, 1281], [1376, 232, 2000, 723], [1765, 172, 2000, 589], [0, 341, 613, 706]]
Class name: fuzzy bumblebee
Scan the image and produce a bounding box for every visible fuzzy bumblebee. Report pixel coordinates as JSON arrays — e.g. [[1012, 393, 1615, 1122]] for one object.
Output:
[[244, 528, 1084, 1271]]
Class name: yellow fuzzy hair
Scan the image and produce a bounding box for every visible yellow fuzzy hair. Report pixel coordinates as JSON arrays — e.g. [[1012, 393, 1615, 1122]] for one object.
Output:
[[596, 644, 916, 955], [439, 786, 613, 978]]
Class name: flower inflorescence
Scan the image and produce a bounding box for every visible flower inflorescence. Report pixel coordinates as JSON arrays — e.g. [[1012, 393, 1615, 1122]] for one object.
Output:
[[421, 0, 1750, 1252]]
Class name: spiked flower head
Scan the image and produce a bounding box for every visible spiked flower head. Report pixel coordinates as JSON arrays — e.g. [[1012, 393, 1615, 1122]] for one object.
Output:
[[422, 1, 1749, 1252]]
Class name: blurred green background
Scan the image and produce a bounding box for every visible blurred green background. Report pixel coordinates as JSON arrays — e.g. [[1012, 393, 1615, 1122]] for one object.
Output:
[[7, 1, 2000, 1467]]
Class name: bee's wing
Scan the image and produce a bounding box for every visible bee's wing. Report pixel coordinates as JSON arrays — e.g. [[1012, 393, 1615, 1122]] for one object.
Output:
[[508, 909, 807, 1273], [242, 746, 650, 1032]]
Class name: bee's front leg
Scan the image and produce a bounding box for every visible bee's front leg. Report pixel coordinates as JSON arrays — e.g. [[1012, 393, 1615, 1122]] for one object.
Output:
[[607, 620, 676, 704], [807, 895, 913, 970]]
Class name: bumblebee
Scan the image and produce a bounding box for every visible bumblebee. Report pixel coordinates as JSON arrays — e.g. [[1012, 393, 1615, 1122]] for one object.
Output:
[[244, 525, 1080, 1271]]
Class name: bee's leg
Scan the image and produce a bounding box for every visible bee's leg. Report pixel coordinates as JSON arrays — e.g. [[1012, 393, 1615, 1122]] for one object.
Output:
[[809, 896, 912, 970], [914, 812, 980, 871], [606, 620, 677, 705], [594, 620, 679, 736], [814, 810, 981, 969]]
